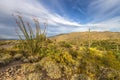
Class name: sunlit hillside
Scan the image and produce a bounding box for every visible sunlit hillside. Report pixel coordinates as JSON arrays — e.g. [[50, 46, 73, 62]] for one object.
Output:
[[0, 30, 120, 80], [51, 31, 120, 41]]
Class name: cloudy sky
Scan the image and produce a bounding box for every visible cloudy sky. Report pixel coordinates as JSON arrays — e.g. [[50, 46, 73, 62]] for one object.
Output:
[[0, 0, 120, 39]]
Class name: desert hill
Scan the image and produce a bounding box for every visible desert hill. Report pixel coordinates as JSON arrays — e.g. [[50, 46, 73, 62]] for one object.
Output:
[[0, 31, 120, 80], [50, 31, 120, 41]]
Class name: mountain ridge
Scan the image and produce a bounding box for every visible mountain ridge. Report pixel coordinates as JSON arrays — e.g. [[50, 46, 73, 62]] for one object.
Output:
[[50, 31, 120, 41]]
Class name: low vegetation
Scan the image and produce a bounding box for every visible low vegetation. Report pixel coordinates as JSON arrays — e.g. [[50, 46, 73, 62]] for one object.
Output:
[[0, 16, 120, 80]]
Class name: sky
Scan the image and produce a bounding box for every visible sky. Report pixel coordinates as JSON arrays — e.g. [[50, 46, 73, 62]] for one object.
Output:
[[0, 0, 120, 39]]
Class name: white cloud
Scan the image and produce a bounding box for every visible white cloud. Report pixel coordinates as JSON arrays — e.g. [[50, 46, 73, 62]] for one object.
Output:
[[85, 0, 120, 31], [88, 0, 120, 22], [86, 16, 120, 31], [0, 0, 82, 27]]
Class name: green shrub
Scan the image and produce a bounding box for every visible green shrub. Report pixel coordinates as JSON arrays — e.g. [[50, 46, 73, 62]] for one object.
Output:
[[59, 41, 72, 48], [102, 51, 120, 70], [52, 51, 75, 66]]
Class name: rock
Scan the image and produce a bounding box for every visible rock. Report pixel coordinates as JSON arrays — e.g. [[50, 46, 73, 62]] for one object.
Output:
[[13, 53, 23, 60]]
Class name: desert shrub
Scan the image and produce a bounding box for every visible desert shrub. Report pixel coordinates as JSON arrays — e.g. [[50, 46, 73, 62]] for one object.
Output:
[[91, 40, 118, 51], [0, 53, 12, 65], [41, 43, 61, 57], [59, 41, 72, 48], [60, 65, 73, 79], [22, 62, 42, 74], [52, 51, 75, 66], [68, 46, 82, 59], [116, 52, 120, 61], [0, 48, 11, 55], [97, 68, 120, 80], [0, 41, 7, 45], [15, 15, 47, 55], [40, 57, 62, 79], [89, 48, 104, 58], [102, 51, 120, 70], [20, 63, 43, 80]]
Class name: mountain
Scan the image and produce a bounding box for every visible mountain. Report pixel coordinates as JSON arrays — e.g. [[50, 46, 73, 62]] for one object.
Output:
[[50, 31, 120, 41]]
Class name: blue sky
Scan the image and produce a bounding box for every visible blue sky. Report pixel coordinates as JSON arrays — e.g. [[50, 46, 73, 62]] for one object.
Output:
[[0, 0, 120, 39]]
